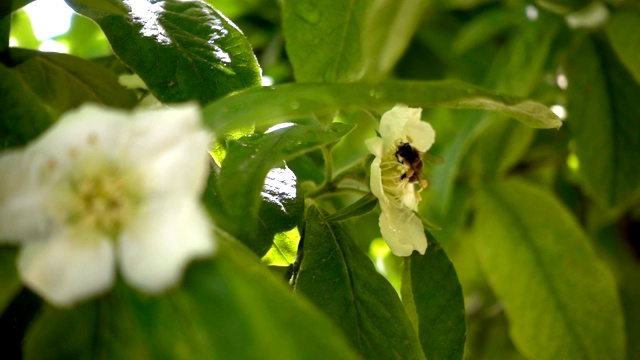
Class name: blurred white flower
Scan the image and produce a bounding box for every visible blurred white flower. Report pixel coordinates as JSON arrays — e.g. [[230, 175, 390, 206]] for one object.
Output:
[[0, 103, 215, 306], [365, 104, 435, 256]]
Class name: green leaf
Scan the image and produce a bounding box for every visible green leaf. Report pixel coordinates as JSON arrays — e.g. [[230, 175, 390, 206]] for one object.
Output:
[[565, 36, 640, 212], [324, 193, 378, 222], [474, 180, 625, 360], [295, 206, 425, 359], [218, 123, 354, 251], [259, 165, 305, 233], [57, 13, 112, 58], [66, 0, 261, 104], [204, 158, 305, 257], [0, 63, 52, 148], [283, 0, 426, 82], [0, 246, 20, 313], [203, 80, 561, 135], [7, 8, 39, 50], [452, 8, 520, 54], [430, 16, 560, 215], [402, 234, 466, 360], [0, 13, 8, 53], [24, 235, 360, 359], [0, 0, 35, 19], [535, 0, 591, 15], [464, 116, 536, 180], [262, 229, 300, 266], [8, 49, 138, 116], [606, 9, 640, 85]]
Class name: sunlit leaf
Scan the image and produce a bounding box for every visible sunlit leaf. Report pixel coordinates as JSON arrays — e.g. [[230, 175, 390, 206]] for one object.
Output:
[[296, 206, 425, 359], [56, 13, 111, 58], [9, 49, 138, 116], [204, 80, 561, 135], [402, 234, 466, 360], [565, 36, 640, 212], [262, 228, 300, 266], [66, 0, 261, 104], [283, 0, 426, 82], [474, 180, 625, 360], [24, 235, 360, 359], [0, 63, 52, 148]]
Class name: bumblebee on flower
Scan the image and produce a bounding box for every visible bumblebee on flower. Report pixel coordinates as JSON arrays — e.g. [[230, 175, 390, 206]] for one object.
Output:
[[365, 104, 435, 257]]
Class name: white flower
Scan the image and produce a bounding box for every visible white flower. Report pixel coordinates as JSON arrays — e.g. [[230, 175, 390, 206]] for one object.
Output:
[[365, 104, 435, 256], [0, 103, 215, 306]]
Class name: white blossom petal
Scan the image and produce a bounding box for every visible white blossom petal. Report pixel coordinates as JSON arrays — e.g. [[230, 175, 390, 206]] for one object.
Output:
[[399, 187, 419, 211], [379, 104, 413, 142], [378, 104, 434, 152], [29, 104, 127, 170], [18, 230, 115, 307], [365, 137, 384, 157], [1, 103, 216, 306], [365, 137, 388, 205], [404, 119, 435, 152], [127, 104, 211, 195], [368, 156, 388, 206], [0, 150, 50, 241], [119, 196, 214, 293], [366, 104, 435, 257], [378, 202, 427, 256]]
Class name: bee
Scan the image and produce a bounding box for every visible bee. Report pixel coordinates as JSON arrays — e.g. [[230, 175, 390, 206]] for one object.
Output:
[[395, 141, 428, 189]]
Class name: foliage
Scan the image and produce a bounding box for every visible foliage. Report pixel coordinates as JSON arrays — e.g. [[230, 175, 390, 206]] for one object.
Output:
[[2, 0, 639, 359]]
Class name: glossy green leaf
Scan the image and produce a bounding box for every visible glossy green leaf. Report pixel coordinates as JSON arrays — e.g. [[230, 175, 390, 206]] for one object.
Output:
[[260, 165, 305, 232], [474, 180, 625, 360], [296, 206, 425, 359], [65, 0, 261, 104], [204, 159, 305, 257], [402, 234, 466, 360], [0, 63, 52, 148], [0, 247, 20, 313], [283, 0, 425, 82], [24, 235, 359, 360], [9, 49, 138, 116], [218, 123, 353, 250], [565, 36, 640, 212], [606, 9, 640, 85], [324, 193, 378, 222], [204, 80, 561, 135]]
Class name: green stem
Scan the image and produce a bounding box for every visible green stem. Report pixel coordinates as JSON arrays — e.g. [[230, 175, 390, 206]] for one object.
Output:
[[308, 186, 368, 199], [307, 148, 371, 199], [321, 146, 333, 186]]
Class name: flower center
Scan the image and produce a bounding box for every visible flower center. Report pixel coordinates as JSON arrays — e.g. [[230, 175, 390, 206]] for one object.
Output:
[[378, 148, 414, 208], [52, 153, 144, 239]]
